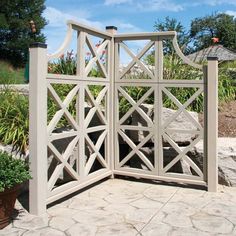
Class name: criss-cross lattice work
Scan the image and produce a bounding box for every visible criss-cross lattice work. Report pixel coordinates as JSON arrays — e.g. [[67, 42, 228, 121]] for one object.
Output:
[[29, 21, 218, 215], [114, 36, 205, 183]]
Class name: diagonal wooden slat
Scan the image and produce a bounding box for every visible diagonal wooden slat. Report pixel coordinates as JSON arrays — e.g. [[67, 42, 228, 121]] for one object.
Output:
[[162, 133, 202, 175], [120, 42, 154, 79], [84, 153, 97, 176], [162, 87, 203, 130], [85, 39, 108, 76], [84, 86, 108, 127], [84, 129, 108, 175], [47, 135, 79, 192], [118, 86, 154, 127], [85, 132, 108, 169], [118, 130, 154, 170], [182, 154, 203, 178], [47, 84, 79, 134], [85, 36, 108, 78], [119, 41, 154, 79]]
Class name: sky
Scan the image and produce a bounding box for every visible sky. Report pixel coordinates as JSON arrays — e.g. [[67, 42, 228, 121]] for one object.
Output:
[[43, 0, 236, 54]]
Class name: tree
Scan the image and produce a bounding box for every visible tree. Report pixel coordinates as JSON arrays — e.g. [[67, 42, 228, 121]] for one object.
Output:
[[0, 0, 47, 67], [145, 17, 190, 66], [190, 13, 236, 51], [154, 17, 191, 54]]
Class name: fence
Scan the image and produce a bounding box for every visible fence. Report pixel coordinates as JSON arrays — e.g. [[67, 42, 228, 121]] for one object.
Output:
[[29, 20, 218, 215]]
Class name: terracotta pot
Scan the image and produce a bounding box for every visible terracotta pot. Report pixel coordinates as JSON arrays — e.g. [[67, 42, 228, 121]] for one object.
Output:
[[0, 185, 19, 229]]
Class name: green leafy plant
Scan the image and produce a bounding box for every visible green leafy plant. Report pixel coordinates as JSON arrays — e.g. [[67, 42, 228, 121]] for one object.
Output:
[[0, 151, 31, 192], [0, 88, 29, 154]]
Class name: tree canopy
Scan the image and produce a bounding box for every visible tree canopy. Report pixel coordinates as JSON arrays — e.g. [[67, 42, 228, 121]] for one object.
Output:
[[0, 0, 47, 67], [154, 17, 190, 54], [190, 13, 236, 51]]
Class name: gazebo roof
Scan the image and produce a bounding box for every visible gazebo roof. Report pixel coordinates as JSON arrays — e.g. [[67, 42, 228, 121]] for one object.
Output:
[[187, 44, 236, 62]]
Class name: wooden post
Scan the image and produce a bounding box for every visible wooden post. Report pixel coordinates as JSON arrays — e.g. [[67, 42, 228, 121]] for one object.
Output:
[[106, 26, 117, 178], [207, 56, 218, 192], [29, 43, 48, 215]]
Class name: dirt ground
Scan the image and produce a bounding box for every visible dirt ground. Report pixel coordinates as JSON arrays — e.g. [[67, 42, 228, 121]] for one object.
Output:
[[199, 100, 236, 137]]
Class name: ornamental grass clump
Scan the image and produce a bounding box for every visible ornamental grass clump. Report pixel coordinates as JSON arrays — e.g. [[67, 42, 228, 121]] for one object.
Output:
[[0, 151, 31, 192], [0, 88, 29, 154]]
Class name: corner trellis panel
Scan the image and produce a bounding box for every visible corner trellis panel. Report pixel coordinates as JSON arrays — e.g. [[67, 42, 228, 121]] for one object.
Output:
[[29, 21, 218, 215]]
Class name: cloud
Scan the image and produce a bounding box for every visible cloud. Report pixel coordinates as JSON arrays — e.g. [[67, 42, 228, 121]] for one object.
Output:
[[137, 0, 184, 12], [104, 0, 132, 6], [43, 6, 105, 53], [226, 10, 236, 17], [192, 0, 236, 6], [205, 0, 236, 5], [43, 6, 103, 29], [43, 6, 144, 56], [104, 0, 183, 12]]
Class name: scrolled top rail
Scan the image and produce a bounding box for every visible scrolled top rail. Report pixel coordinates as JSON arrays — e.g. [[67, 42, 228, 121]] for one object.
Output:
[[172, 35, 202, 70], [47, 20, 202, 70], [47, 20, 113, 60], [47, 22, 73, 60]]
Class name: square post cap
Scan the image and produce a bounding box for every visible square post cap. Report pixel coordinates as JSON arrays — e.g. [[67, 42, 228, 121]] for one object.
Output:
[[30, 42, 47, 48], [105, 26, 118, 31], [207, 56, 218, 61]]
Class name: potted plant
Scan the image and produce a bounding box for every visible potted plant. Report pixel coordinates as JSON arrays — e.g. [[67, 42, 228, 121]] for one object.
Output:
[[0, 151, 31, 229]]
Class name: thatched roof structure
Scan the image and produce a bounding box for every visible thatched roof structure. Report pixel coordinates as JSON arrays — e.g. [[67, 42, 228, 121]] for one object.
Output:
[[187, 45, 236, 62]]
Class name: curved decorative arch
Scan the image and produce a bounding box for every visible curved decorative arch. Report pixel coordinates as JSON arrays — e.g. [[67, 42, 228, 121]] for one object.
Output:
[[172, 35, 202, 70], [47, 21, 73, 60]]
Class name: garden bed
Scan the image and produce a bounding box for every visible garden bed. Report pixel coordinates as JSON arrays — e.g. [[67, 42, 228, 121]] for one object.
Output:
[[199, 100, 236, 137]]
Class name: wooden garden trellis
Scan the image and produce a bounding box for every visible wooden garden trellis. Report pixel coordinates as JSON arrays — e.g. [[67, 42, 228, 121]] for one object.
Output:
[[29, 20, 218, 215]]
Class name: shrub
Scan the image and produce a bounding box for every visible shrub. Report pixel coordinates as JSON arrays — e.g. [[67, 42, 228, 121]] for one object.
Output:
[[0, 151, 31, 192]]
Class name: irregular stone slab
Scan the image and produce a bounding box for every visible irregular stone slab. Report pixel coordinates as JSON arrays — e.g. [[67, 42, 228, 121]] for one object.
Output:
[[161, 202, 197, 216], [143, 185, 177, 203], [202, 201, 236, 218], [162, 213, 192, 228], [13, 213, 48, 230], [124, 208, 157, 225], [0, 227, 26, 236], [23, 227, 65, 236], [195, 138, 236, 187], [104, 192, 143, 204], [129, 104, 199, 145], [130, 197, 163, 209], [191, 212, 234, 234], [47, 207, 77, 218], [49, 216, 76, 231], [141, 223, 172, 236], [96, 223, 138, 236], [66, 223, 97, 236], [104, 203, 136, 216], [72, 209, 124, 227], [69, 196, 108, 210], [169, 227, 211, 236]]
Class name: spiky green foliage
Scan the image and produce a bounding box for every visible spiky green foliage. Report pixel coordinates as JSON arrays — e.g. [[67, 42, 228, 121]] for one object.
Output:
[[0, 89, 29, 154]]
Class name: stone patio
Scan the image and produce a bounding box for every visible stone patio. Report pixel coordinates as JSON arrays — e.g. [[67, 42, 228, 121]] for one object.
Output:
[[1, 178, 236, 236]]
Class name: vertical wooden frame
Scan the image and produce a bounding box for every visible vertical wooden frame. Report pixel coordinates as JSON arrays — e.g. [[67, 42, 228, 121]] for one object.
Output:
[[106, 26, 117, 177], [29, 43, 48, 215], [77, 31, 86, 179], [206, 57, 218, 192]]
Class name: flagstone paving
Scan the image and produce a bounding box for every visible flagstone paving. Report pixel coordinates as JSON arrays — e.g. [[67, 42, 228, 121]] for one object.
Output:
[[1, 178, 236, 236]]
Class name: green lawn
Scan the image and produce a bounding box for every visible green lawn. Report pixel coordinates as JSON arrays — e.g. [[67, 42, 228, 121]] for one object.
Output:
[[0, 60, 25, 84]]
